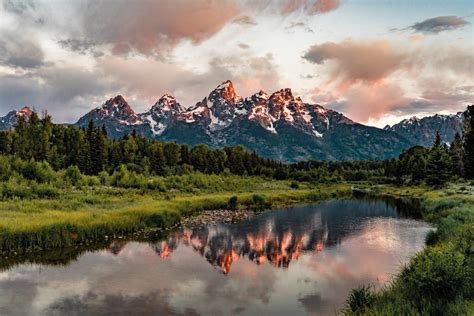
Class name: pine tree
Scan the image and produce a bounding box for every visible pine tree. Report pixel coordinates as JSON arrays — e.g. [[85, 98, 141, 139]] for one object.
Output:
[[425, 132, 452, 186], [463, 105, 474, 179], [39, 113, 53, 162], [449, 132, 464, 177], [163, 142, 180, 167], [150, 142, 166, 175], [180, 144, 190, 165]]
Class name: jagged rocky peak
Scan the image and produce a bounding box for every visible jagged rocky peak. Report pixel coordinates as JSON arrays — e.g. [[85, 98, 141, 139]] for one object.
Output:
[[152, 94, 184, 112], [99, 95, 140, 124], [249, 90, 269, 103], [103, 95, 131, 112], [270, 88, 295, 104], [209, 80, 242, 104]]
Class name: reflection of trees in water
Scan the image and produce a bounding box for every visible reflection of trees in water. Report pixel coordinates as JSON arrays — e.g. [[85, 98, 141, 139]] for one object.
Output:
[[151, 200, 401, 274]]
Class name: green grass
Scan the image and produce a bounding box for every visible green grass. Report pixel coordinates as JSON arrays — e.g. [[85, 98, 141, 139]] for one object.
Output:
[[0, 177, 351, 253], [344, 182, 474, 315]]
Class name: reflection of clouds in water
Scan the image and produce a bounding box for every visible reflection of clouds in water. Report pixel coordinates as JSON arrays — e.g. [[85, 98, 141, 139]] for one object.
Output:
[[47, 291, 200, 316], [0, 200, 431, 316]]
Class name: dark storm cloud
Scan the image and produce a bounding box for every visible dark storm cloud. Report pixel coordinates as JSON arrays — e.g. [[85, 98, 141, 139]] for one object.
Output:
[[408, 16, 469, 33]]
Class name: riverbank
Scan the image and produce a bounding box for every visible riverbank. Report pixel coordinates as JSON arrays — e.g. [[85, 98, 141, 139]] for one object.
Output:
[[344, 182, 474, 315], [0, 180, 352, 254]]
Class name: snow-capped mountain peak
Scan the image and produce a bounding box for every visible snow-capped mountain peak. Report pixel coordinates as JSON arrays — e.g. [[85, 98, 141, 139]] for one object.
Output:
[[151, 94, 184, 113]]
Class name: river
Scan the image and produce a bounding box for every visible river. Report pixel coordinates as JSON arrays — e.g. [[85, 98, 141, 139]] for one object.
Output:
[[0, 199, 432, 315]]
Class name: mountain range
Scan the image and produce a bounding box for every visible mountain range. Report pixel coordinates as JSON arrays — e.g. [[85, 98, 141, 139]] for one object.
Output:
[[0, 80, 465, 161]]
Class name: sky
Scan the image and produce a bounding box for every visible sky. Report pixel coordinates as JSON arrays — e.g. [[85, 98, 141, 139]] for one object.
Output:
[[0, 0, 472, 127]]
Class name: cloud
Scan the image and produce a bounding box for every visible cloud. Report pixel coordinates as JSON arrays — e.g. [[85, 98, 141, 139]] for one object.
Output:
[[408, 16, 469, 34], [98, 53, 282, 108], [339, 81, 409, 122], [304, 38, 473, 123], [233, 15, 257, 26], [303, 40, 408, 89], [77, 0, 242, 56], [306, 0, 340, 15], [281, 0, 340, 15], [238, 43, 250, 49], [0, 66, 115, 122], [285, 21, 314, 33], [0, 31, 45, 69], [57, 38, 104, 57]]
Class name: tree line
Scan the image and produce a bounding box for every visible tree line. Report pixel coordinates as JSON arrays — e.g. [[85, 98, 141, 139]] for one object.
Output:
[[0, 105, 472, 186]]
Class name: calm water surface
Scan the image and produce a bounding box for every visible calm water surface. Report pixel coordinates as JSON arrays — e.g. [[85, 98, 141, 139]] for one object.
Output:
[[0, 199, 432, 315]]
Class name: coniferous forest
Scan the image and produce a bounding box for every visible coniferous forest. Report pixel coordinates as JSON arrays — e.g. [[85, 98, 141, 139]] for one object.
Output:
[[0, 105, 472, 193]]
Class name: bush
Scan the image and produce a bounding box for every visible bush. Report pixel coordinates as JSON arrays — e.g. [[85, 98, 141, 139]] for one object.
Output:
[[98, 171, 109, 185], [290, 182, 299, 189], [1, 181, 32, 199], [146, 178, 167, 191], [252, 194, 265, 205], [249, 194, 271, 211], [399, 243, 469, 313], [31, 183, 59, 199], [425, 229, 439, 246], [110, 165, 146, 189], [344, 285, 374, 315], [228, 196, 238, 210], [65, 166, 82, 186], [21, 160, 55, 183]]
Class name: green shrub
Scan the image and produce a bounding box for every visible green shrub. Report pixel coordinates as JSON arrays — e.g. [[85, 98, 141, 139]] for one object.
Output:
[[400, 243, 469, 313], [32, 183, 59, 199], [425, 229, 439, 246], [65, 166, 82, 186], [228, 196, 238, 210], [1, 181, 33, 199], [343, 285, 374, 315], [98, 171, 109, 185], [21, 160, 55, 183], [290, 182, 299, 189]]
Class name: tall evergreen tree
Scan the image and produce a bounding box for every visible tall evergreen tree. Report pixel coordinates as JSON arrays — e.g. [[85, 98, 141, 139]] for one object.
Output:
[[426, 132, 451, 186], [163, 142, 180, 167], [180, 144, 190, 165], [462, 105, 474, 178], [449, 132, 464, 177], [150, 142, 166, 175]]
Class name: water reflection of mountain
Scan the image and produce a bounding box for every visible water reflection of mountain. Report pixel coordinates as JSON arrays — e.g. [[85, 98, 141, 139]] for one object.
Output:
[[150, 200, 399, 274]]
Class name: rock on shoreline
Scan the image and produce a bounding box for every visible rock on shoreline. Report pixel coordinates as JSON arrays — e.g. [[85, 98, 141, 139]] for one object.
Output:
[[180, 209, 254, 227]]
